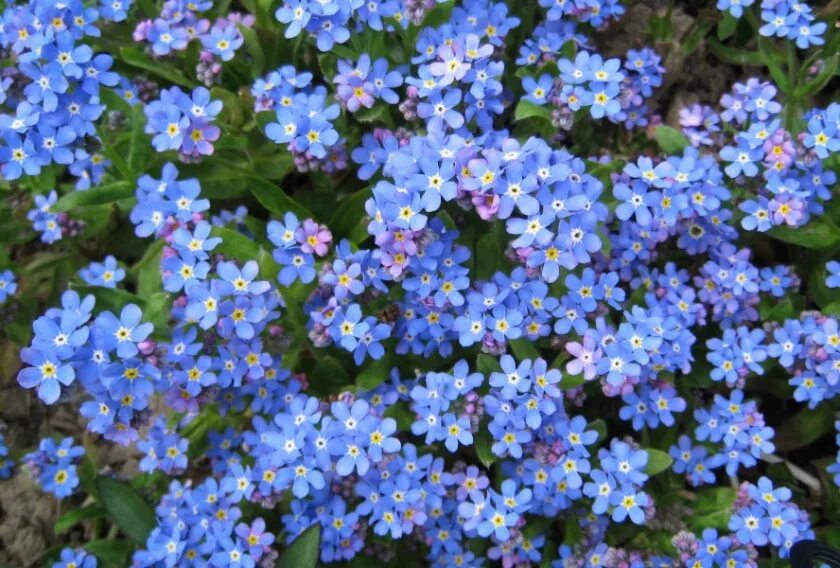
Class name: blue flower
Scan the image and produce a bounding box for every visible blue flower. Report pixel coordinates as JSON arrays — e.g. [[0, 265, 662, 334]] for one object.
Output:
[[441, 415, 473, 452], [353, 318, 391, 365], [202, 24, 244, 61], [720, 139, 762, 177], [609, 485, 648, 524], [52, 547, 96, 568], [0, 131, 41, 179], [522, 75, 553, 105], [716, 0, 754, 18], [489, 355, 531, 399], [146, 20, 189, 55], [94, 304, 154, 358], [294, 116, 339, 159], [729, 504, 770, 546], [0, 270, 17, 304], [18, 348, 75, 404], [172, 221, 222, 261], [79, 255, 125, 288]]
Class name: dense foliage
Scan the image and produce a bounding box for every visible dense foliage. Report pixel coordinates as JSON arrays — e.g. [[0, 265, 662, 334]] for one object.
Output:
[[0, 0, 838, 566]]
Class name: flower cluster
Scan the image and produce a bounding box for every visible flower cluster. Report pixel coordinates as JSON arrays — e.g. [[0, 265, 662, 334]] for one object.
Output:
[[672, 80, 836, 233], [765, 314, 840, 408], [671, 528, 753, 567], [690, 389, 775, 478], [133, 0, 254, 85], [133, 478, 274, 567], [729, 477, 813, 557], [130, 162, 210, 239], [258, 66, 345, 171], [274, 0, 407, 51], [1, 0, 838, 566], [53, 548, 97, 568], [405, 11, 518, 132], [0, 0, 120, 185], [537, 0, 624, 26], [333, 55, 404, 112], [716, 0, 826, 49], [521, 45, 664, 130], [22, 437, 85, 498], [757, 0, 826, 49], [28, 191, 63, 243], [144, 86, 222, 161], [137, 417, 190, 475], [268, 212, 329, 286]]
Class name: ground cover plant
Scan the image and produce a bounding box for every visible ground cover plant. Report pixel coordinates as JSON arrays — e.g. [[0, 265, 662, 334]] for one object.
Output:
[[0, 0, 838, 566]]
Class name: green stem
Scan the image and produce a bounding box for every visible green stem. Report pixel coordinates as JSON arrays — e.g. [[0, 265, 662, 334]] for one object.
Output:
[[784, 42, 800, 131], [744, 6, 761, 32]]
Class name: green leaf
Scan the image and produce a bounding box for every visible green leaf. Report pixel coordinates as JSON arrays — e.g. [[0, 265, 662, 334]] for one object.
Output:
[[420, 0, 454, 28], [509, 338, 540, 361], [127, 104, 151, 175], [356, 355, 393, 390], [559, 364, 586, 390], [760, 298, 795, 322], [78, 454, 99, 500], [475, 223, 508, 279], [95, 476, 156, 544], [85, 539, 133, 568], [119, 47, 193, 88], [823, 300, 840, 318], [683, 20, 714, 55], [586, 158, 626, 187], [809, 260, 840, 311], [476, 354, 501, 376], [278, 524, 321, 568], [354, 104, 387, 123], [514, 99, 553, 123], [52, 182, 134, 212], [238, 24, 265, 77], [133, 240, 165, 298], [769, 221, 840, 250], [654, 125, 689, 154], [136, 0, 156, 17], [96, 125, 134, 182], [774, 405, 836, 451], [187, 164, 250, 200], [210, 226, 280, 279], [100, 87, 133, 118], [144, 292, 173, 331], [589, 418, 607, 443], [211, 87, 242, 128], [648, 12, 673, 41], [644, 448, 673, 476], [246, 175, 312, 220], [707, 37, 764, 66], [309, 356, 351, 397], [689, 487, 736, 531], [250, 154, 296, 180], [55, 504, 106, 534], [717, 13, 737, 40], [758, 36, 789, 93], [474, 420, 496, 468], [329, 188, 371, 242], [795, 53, 839, 98], [383, 401, 414, 431]]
